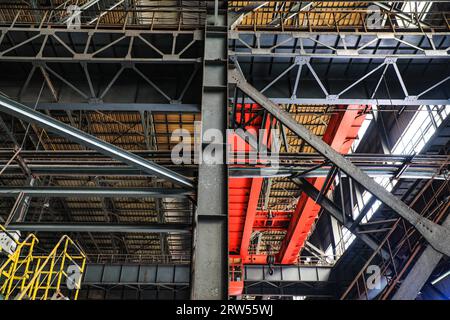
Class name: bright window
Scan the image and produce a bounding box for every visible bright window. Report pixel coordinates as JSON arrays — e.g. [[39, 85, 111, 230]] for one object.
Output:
[[329, 105, 449, 259]]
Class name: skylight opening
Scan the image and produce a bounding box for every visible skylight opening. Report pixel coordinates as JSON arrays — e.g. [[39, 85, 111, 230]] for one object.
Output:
[[328, 105, 450, 259], [350, 113, 373, 153], [378, 1, 433, 29]]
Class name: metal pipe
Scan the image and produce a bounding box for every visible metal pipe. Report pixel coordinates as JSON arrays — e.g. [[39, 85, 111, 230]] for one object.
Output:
[[0, 187, 192, 198], [0, 95, 194, 189]]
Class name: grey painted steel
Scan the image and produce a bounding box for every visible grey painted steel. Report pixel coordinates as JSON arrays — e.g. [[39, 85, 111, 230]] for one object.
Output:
[[0, 187, 192, 198], [229, 2, 270, 30], [191, 3, 228, 300], [0, 27, 202, 64], [232, 167, 444, 180], [295, 178, 389, 258], [232, 30, 450, 105], [83, 263, 190, 285], [33, 103, 201, 113], [392, 246, 444, 300], [232, 69, 450, 257], [81, 263, 329, 287], [230, 31, 450, 60], [7, 223, 191, 234], [4, 177, 35, 224], [0, 165, 196, 177], [243, 98, 450, 106], [1, 164, 443, 180], [0, 95, 194, 189], [392, 216, 450, 300], [243, 265, 333, 297], [245, 265, 331, 282]]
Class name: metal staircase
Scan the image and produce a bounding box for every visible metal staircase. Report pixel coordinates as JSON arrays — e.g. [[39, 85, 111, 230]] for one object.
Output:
[[0, 224, 86, 300]]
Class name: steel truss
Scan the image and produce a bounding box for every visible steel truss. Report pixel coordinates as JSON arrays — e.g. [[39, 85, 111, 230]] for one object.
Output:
[[80, 262, 332, 298], [231, 68, 450, 257], [0, 28, 203, 64], [0, 151, 446, 180], [230, 30, 450, 106], [230, 31, 450, 59], [0, 25, 203, 110]]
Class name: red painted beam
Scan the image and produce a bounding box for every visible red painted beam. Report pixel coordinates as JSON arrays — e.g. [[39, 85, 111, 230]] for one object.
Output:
[[239, 113, 273, 259], [254, 210, 292, 229], [228, 104, 265, 254], [240, 177, 263, 257], [241, 254, 273, 265], [277, 105, 367, 264]]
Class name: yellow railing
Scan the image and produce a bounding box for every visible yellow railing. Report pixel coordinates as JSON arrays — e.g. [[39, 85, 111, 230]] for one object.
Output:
[[0, 225, 38, 300], [0, 225, 86, 300]]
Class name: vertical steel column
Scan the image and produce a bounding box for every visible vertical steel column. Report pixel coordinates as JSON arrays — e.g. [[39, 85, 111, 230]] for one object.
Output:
[[191, 1, 228, 299], [392, 216, 450, 300]]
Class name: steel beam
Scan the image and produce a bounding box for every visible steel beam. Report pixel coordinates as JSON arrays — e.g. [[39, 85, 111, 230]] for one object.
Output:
[[0, 27, 202, 64], [231, 68, 450, 257], [240, 178, 263, 258], [0, 187, 192, 198], [0, 95, 194, 189], [7, 222, 191, 234], [230, 31, 450, 59], [392, 245, 444, 300], [392, 216, 450, 300], [243, 98, 450, 107], [83, 263, 190, 286], [1, 164, 443, 180], [32, 103, 201, 113], [245, 264, 331, 282], [0, 153, 445, 180], [278, 105, 366, 263], [191, 1, 228, 300], [82, 263, 330, 291], [243, 265, 333, 297], [294, 178, 389, 259]]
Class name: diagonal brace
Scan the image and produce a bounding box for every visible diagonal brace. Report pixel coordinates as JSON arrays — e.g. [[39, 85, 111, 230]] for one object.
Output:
[[293, 177, 390, 259]]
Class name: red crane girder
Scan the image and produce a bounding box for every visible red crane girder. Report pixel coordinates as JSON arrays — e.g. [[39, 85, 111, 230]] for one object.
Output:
[[277, 105, 367, 264]]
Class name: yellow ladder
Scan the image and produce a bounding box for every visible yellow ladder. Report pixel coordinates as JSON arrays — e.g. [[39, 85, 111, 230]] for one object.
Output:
[[0, 225, 86, 300], [16, 235, 86, 300], [0, 225, 38, 300]]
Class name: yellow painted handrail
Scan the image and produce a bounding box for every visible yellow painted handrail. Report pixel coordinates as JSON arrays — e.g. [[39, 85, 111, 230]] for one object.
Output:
[[15, 234, 86, 300], [1, 225, 86, 300], [0, 233, 38, 275]]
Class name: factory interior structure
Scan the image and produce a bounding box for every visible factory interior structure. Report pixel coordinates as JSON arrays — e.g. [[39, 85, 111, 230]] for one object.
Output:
[[0, 0, 449, 300]]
